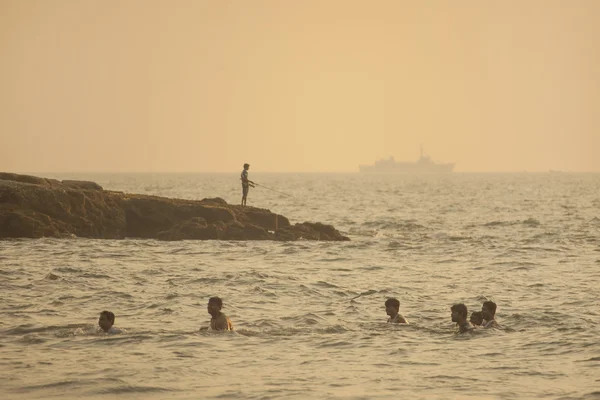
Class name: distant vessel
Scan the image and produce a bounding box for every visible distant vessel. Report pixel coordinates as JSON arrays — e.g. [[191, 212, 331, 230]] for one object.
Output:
[[359, 147, 455, 173]]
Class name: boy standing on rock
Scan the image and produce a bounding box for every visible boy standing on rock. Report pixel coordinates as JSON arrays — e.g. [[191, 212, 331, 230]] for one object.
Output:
[[241, 163, 255, 206]]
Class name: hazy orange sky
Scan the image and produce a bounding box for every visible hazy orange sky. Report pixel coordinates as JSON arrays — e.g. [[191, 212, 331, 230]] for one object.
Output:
[[1, 1, 598, 172]]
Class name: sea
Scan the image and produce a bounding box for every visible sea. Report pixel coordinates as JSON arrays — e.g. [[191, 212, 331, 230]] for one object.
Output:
[[1, 172, 599, 400]]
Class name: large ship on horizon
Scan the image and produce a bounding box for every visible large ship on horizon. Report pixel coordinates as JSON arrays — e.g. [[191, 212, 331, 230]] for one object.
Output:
[[359, 147, 455, 173]]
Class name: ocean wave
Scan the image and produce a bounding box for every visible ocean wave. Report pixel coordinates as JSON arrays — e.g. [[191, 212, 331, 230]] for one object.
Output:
[[97, 384, 176, 395], [3, 323, 96, 337], [81, 273, 112, 279], [54, 267, 82, 273], [576, 357, 600, 362], [313, 281, 339, 289], [316, 257, 351, 262], [251, 286, 277, 297], [17, 379, 92, 392], [441, 235, 473, 241], [362, 220, 429, 231], [43, 272, 62, 281], [18, 334, 47, 344], [483, 220, 519, 227], [523, 218, 541, 226], [189, 277, 225, 284], [236, 324, 352, 338], [347, 227, 379, 237]]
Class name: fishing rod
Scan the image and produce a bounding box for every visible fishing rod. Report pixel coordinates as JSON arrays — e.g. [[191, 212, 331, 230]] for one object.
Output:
[[252, 182, 296, 198]]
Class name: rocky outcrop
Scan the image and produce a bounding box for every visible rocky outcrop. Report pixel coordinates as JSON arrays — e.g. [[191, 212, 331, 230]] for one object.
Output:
[[0, 173, 349, 241]]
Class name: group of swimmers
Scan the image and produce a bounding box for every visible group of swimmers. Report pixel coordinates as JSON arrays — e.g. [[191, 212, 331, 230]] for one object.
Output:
[[98, 297, 498, 335], [385, 298, 500, 333]]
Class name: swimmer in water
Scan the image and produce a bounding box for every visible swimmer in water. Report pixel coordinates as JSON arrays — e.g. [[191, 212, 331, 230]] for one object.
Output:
[[470, 311, 483, 327], [481, 301, 500, 328], [385, 297, 408, 324], [207, 297, 234, 331], [451, 303, 473, 333], [98, 310, 121, 334]]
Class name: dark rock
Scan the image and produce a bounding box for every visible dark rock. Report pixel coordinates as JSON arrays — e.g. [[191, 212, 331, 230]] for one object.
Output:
[[61, 180, 103, 191], [223, 220, 273, 240], [0, 173, 349, 242], [0, 172, 60, 186], [157, 217, 225, 241], [0, 209, 64, 238], [234, 206, 290, 231], [199, 197, 228, 207], [122, 195, 235, 238], [0, 179, 125, 238], [300, 222, 350, 241]]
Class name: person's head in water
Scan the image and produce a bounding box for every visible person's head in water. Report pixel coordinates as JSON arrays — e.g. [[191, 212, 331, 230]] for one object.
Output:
[[98, 311, 115, 332], [207, 297, 223, 318], [481, 301, 497, 321], [385, 298, 400, 318], [243, 163, 250, 170], [470, 311, 483, 326], [451, 303, 468, 324]]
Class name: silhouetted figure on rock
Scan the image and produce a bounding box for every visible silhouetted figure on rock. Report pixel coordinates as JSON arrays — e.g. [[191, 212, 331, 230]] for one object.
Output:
[[241, 163, 255, 206]]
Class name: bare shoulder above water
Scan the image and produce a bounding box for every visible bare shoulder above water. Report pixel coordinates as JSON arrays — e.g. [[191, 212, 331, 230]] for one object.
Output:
[[0, 172, 349, 241]]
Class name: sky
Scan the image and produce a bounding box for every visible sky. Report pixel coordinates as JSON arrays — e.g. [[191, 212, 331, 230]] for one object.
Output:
[[1, 0, 599, 173]]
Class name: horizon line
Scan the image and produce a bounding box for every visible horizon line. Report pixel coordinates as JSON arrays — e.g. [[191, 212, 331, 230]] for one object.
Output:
[[4, 170, 600, 175]]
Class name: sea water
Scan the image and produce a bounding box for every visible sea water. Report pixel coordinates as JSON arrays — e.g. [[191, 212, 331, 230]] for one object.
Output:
[[1, 173, 599, 399]]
